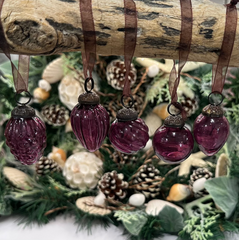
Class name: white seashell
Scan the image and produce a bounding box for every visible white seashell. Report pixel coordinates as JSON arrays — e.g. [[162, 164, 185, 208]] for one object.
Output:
[[146, 199, 184, 216], [94, 192, 106, 206], [58, 73, 84, 110], [76, 196, 111, 216], [42, 58, 64, 84], [144, 112, 162, 137], [143, 139, 152, 152], [39, 79, 52, 92], [193, 177, 207, 193], [129, 193, 145, 207], [215, 153, 229, 177], [147, 65, 160, 78], [3, 167, 32, 190]]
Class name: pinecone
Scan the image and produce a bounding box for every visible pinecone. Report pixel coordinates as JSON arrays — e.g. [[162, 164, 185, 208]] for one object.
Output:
[[98, 171, 128, 200], [41, 104, 69, 126], [35, 156, 61, 175], [133, 164, 162, 198], [106, 60, 137, 90], [181, 95, 199, 117], [103, 100, 120, 123], [111, 151, 137, 165], [189, 168, 213, 198]]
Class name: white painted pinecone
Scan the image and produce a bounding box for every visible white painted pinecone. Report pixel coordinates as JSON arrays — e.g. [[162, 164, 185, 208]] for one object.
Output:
[[63, 152, 103, 189], [58, 73, 84, 110]]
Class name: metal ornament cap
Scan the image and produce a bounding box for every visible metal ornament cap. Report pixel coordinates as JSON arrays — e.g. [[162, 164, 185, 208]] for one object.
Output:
[[116, 108, 138, 122], [11, 105, 36, 118], [164, 115, 185, 128], [202, 104, 224, 117], [78, 92, 100, 105]]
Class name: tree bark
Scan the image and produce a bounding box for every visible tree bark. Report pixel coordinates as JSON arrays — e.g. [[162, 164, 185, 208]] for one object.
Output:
[[1, 0, 239, 66]]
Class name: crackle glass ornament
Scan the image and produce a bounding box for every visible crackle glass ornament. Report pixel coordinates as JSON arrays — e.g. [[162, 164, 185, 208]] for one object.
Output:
[[71, 79, 110, 152], [109, 100, 149, 154], [153, 108, 194, 164], [193, 92, 229, 156], [4, 105, 46, 165]]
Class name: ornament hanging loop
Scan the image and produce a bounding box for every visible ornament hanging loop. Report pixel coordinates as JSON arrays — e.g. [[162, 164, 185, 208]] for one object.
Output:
[[208, 91, 224, 106], [84, 77, 94, 93], [121, 94, 135, 109], [167, 102, 182, 117], [14, 91, 32, 106]]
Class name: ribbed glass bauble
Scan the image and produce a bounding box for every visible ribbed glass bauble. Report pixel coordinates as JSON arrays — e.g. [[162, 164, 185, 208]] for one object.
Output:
[[71, 92, 110, 152], [193, 104, 229, 156], [4, 105, 46, 165], [153, 115, 194, 164], [109, 108, 149, 154]]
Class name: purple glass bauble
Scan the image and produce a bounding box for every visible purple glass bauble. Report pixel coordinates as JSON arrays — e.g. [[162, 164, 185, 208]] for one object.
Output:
[[71, 92, 110, 152], [109, 108, 149, 154], [153, 115, 194, 164], [193, 105, 229, 156], [4, 105, 46, 165]]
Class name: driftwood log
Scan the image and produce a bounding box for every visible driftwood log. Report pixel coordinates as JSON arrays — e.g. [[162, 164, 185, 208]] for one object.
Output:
[[1, 0, 239, 66]]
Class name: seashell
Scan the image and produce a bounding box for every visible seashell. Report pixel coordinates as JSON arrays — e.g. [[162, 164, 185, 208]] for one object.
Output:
[[48, 146, 67, 168], [144, 112, 162, 137], [147, 65, 160, 78], [129, 193, 145, 207], [42, 57, 64, 84], [94, 192, 106, 206], [193, 177, 207, 193], [143, 139, 152, 152], [146, 199, 184, 216], [76, 196, 111, 216], [3, 167, 32, 190], [58, 73, 84, 110], [166, 184, 191, 202], [33, 87, 50, 102], [215, 153, 229, 177], [65, 119, 73, 133], [39, 79, 52, 92], [153, 103, 169, 120]]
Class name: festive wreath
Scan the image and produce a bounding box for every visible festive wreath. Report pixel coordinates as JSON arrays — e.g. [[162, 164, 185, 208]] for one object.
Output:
[[0, 53, 239, 240]]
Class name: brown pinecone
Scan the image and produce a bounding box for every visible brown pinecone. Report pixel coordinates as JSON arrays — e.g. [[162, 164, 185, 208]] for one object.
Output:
[[133, 164, 162, 199], [103, 100, 120, 123], [106, 60, 137, 90], [189, 168, 213, 198], [181, 95, 199, 117], [41, 104, 69, 126], [35, 156, 61, 175], [98, 171, 128, 200], [111, 151, 137, 165]]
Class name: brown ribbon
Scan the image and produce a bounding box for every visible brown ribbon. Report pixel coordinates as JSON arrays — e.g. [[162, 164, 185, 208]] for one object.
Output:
[[0, 0, 30, 93], [212, 0, 238, 93], [169, 0, 193, 105], [79, 0, 96, 80], [122, 0, 137, 97]]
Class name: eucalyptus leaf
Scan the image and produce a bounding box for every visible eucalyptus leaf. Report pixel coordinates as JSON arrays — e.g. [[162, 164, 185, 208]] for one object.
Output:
[[158, 205, 184, 233], [204, 176, 239, 218]]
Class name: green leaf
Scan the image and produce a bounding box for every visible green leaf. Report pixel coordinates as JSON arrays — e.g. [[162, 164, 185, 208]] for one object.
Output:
[[205, 176, 239, 218], [114, 210, 148, 236], [158, 205, 184, 233], [0, 196, 12, 216]]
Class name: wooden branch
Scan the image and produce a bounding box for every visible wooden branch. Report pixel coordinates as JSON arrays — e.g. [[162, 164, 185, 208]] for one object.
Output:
[[1, 0, 239, 66]]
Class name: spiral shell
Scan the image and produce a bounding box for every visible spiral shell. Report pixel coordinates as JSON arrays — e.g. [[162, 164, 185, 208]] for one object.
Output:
[[166, 184, 191, 202]]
